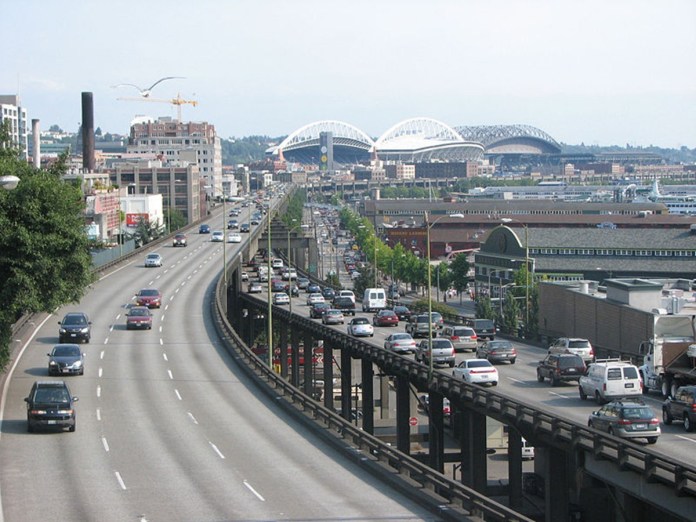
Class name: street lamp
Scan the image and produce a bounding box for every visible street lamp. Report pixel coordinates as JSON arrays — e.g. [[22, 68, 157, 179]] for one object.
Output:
[[0, 175, 20, 190], [425, 212, 464, 382], [286, 219, 302, 317], [501, 218, 530, 335], [267, 212, 273, 370]]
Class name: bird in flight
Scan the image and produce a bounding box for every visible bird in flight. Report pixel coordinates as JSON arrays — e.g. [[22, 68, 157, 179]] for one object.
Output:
[[111, 77, 185, 97]]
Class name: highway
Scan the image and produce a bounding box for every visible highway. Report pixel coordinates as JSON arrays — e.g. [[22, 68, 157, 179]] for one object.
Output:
[[0, 201, 441, 521]]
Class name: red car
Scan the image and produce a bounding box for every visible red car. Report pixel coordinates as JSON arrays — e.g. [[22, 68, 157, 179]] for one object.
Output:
[[126, 306, 153, 329], [373, 309, 399, 327], [135, 288, 162, 309]]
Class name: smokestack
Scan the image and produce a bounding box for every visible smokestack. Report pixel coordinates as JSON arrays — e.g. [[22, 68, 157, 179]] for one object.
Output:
[[81, 92, 95, 172], [31, 119, 40, 168]]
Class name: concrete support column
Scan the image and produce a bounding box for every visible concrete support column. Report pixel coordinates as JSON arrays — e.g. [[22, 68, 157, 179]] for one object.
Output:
[[395, 374, 411, 455], [361, 358, 374, 435], [340, 347, 352, 422], [303, 331, 314, 397], [544, 446, 570, 522], [379, 371, 390, 419], [428, 391, 444, 473], [322, 342, 334, 410], [290, 328, 300, 387], [279, 326, 288, 378], [459, 409, 487, 493], [508, 429, 523, 511]]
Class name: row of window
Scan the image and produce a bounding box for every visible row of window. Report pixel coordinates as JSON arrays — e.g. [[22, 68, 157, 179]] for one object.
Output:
[[529, 248, 695, 257]]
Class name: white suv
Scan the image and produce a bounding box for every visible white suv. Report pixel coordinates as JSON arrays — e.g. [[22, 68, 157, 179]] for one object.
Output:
[[548, 337, 594, 364]]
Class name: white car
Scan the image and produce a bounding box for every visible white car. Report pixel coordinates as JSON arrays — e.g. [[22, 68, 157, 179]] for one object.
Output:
[[347, 317, 374, 337], [144, 253, 163, 267], [306, 293, 325, 306], [211, 231, 224, 242], [241, 271, 249, 281], [227, 233, 242, 243], [452, 358, 499, 386], [273, 292, 290, 305]]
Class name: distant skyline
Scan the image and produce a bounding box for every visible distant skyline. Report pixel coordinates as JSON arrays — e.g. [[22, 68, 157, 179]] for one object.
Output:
[[3, 0, 695, 148]]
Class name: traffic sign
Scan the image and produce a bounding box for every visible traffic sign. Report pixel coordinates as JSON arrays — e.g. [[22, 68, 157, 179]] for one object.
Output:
[[409, 417, 418, 426]]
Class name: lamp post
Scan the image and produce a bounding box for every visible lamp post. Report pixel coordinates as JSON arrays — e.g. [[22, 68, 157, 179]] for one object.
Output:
[[425, 212, 464, 382], [0, 175, 20, 190], [286, 219, 301, 317], [222, 194, 227, 285], [267, 212, 273, 370]]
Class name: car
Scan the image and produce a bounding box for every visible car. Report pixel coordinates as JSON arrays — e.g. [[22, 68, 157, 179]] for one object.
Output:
[[406, 314, 438, 338], [240, 223, 251, 233], [248, 282, 263, 293], [321, 287, 336, 301], [322, 309, 345, 325], [476, 340, 517, 364], [384, 332, 417, 354], [227, 232, 242, 243], [310, 302, 331, 319], [579, 359, 643, 404], [306, 283, 321, 294], [272, 258, 284, 269], [282, 269, 298, 281], [347, 317, 374, 337], [332, 296, 356, 316], [227, 219, 239, 229], [430, 312, 444, 330], [373, 309, 399, 327], [126, 306, 153, 330], [662, 385, 696, 432], [588, 399, 660, 444], [273, 292, 290, 305], [172, 233, 187, 247], [250, 217, 261, 225], [548, 337, 595, 364], [415, 338, 456, 367], [306, 293, 325, 306], [144, 252, 163, 267], [442, 325, 478, 353], [58, 312, 91, 343], [393, 305, 412, 322], [536, 353, 586, 386], [452, 359, 499, 386], [284, 283, 300, 297], [338, 290, 356, 303], [25, 380, 78, 432], [199, 224, 210, 234], [47, 344, 85, 376], [241, 271, 249, 281], [135, 288, 162, 308], [271, 279, 287, 292], [296, 277, 310, 290], [211, 231, 224, 242]]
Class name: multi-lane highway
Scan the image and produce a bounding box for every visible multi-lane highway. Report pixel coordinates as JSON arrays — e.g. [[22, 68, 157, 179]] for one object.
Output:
[[0, 203, 441, 521]]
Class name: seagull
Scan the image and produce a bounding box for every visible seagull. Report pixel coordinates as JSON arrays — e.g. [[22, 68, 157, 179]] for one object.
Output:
[[111, 77, 185, 98]]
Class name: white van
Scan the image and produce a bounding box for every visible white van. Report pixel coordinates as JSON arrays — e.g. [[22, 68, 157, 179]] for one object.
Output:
[[362, 288, 386, 312], [578, 359, 643, 404]]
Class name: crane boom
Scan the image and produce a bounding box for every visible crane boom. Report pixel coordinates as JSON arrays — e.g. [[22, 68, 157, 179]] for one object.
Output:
[[116, 93, 198, 121]]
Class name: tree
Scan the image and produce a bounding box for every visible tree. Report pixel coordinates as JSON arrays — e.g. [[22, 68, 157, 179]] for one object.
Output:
[[0, 122, 96, 369], [448, 253, 470, 297], [501, 291, 520, 334], [475, 295, 496, 321], [165, 208, 187, 232]]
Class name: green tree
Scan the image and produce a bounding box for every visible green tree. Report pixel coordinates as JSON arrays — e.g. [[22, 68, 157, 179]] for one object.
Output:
[[448, 253, 470, 297], [166, 208, 187, 232], [475, 295, 496, 321], [501, 291, 520, 334], [0, 123, 96, 369]]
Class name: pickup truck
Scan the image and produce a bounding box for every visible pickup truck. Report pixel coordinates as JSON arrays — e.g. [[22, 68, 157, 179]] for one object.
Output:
[[332, 296, 355, 316]]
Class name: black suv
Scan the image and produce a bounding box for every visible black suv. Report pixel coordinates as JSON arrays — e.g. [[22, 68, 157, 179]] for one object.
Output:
[[663, 385, 696, 432], [536, 353, 586, 386], [332, 296, 356, 316], [58, 312, 91, 343], [25, 380, 78, 432]]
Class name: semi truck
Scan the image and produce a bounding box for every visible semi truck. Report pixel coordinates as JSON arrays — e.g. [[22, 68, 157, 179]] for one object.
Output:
[[638, 314, 696, 397]]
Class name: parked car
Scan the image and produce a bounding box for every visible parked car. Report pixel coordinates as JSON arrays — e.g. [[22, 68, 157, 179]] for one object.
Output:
[[331, 296, 356, 316], [662, 385, 696, 432], [476, 340, 517, 364], [442, 325, 478, 353], [393, 305, 412, 322], [373, 309, 399, 327], [58, 312, 91, 343], [126, 306, 153, 330], [47, 344, 85, 376], [172, 233, 187, 247], [273, 292, 290, 305], [579, 359, 643, 404], [144, 252, 163, 267], [464, 318, 496, 341], [415, 338, 456, 367], [548, 337, 595, 364], [536, 354, 586, 386], [588, 399, 660, 444], [211, 230, 224, 242], [135, 288, 162, 308], [347, 317, 374, 337], [247, 282, 263, 293], [199, 224, 210, 234], [310, 302, 331, 319], [452, 359, 499, 386], [384, 333, 417, 354], [322, 309, 345, 325], [25, 380, 78, 432]]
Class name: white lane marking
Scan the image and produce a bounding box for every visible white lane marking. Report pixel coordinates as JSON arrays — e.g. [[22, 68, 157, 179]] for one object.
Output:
[[187, 275, 192, 280], [100, 351, 105, 360], [187, 412, 199, 425], [243, 480, 265, 501], [159, 326, 163, 333], [506, 376, 526, 384], [676, 435, 696, 444], [162, 353, 168, 362], [96, 408, 101, 421], [169, 296, 174, 301], [98, 367, 103, 378], [175, 288, 180, 294], [102, 437, 110, 452], [165, 304, 169, 311], [104, 338, 109, 344], [209, 442, 225, 459], [175, 389, 182, 401], [167, 370, 174, 380], [109, 324, 115, 332], [161, 314, 165, 322], [97, 261, 132, 280], [160, 338, 164, 346], [97, 386, 101, 398], [114, 471, 127, 490], [548, 391, 571, 399]]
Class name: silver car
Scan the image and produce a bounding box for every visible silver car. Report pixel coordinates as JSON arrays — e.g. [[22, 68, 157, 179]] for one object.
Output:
[[384, 333, 417, 354], [442, 326, 478, 352], [548, 337, 594, 364], [414, 338, 456, 367]]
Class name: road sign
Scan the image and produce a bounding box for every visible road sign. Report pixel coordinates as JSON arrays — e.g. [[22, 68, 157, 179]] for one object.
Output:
[[409, 417, 418, 426]]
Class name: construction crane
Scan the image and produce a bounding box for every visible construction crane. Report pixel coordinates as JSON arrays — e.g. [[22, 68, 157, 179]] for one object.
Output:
[[117, 93, 199, 121]]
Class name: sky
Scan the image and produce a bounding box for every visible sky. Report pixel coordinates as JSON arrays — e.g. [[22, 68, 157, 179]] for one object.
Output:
[[3, 0, 695, 148]]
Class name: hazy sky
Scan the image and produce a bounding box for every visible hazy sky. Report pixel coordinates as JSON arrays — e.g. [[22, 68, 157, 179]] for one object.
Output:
[[4, 0, 695, 148]]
